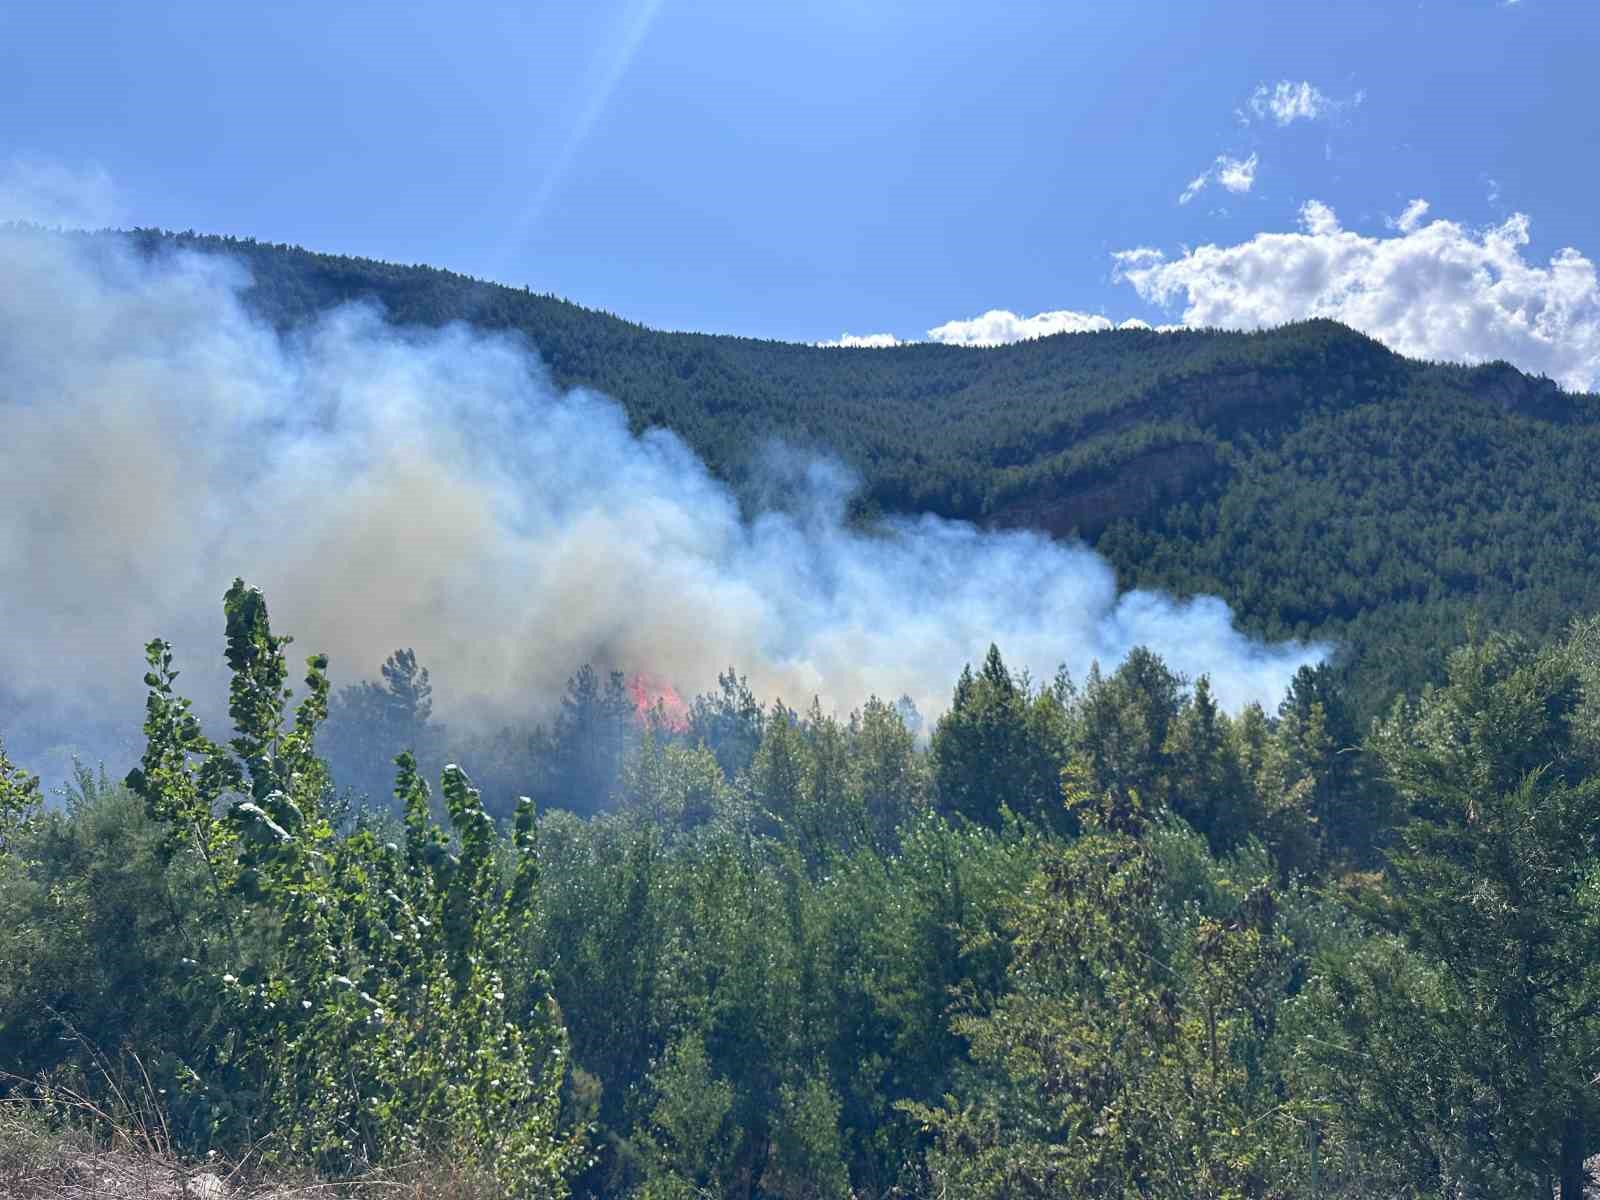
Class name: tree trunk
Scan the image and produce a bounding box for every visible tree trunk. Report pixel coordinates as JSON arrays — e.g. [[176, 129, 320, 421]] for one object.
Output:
[[1560, 1112, 1586, 1200]]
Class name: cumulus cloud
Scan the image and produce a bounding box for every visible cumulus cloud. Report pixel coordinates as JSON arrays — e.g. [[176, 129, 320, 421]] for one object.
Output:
[[0, 159, 123, 229], [925, 310, 1178, 344], [823, 310, 1176, 350], [1216, 153, 1259, 193], [1388, 198, 1431, 234], [1243, 80, 1362, 126], [818, 332, 901, 348], [926, 308, 1118, 346], [0, 227, 1322, 780], [1298, 199, 1341, 236], [1114, 199, 1600, 391], [1179, 152, 1258, 205]]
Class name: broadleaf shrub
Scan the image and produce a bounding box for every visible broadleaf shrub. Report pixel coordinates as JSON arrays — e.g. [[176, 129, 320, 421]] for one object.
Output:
[[125, 580, 584, 1196]]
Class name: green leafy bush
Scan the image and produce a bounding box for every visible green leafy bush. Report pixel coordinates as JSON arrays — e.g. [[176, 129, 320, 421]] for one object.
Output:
[[123, 580, 584, 1195]]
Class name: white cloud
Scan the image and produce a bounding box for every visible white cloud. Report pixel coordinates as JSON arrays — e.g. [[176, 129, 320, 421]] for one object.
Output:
[[1113, 200, 1600, 391], [1252, 80, 1329, 124], [1112, 247, 1165, 273], [1113, 318, 1184, 332], [1179, 173, 1210, 206], [1298, 199, 1341, 236], [926, 308, 1116, 346], [0, 160, 123, 230], [821, 309, 1175, 351], [1242, 80, 1362, 126], [1388, 197, 1431, 234], [1216, 153, 1259, 194], [1179, 152, 1258, 205], [818, 332, 901, 348], [922, 310, 1182, 345]]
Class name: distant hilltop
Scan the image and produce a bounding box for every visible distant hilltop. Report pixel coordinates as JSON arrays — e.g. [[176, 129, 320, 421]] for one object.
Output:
[[76, 227, 1600, 716]]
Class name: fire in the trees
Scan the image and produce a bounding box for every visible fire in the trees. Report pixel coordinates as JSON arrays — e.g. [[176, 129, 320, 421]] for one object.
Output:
[[626, 671, 690, 732]]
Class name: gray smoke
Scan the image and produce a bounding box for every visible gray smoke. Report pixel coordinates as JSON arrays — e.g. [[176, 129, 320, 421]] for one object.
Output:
[[0, 227, 1324, 782]]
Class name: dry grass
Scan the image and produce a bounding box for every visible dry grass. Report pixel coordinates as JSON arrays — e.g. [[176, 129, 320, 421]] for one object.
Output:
[[0, 1102, 516, 1200], [0, 1102, 201, 1199]]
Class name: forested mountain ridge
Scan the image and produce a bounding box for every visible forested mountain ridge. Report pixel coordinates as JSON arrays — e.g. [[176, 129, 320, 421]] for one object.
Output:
[[122, 227, 1600, 712]]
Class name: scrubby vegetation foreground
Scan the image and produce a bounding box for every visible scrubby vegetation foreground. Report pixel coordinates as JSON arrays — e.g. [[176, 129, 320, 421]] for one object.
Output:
[[7, 580, 1600, 1198]]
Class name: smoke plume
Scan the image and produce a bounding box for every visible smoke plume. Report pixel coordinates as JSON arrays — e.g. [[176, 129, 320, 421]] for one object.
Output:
[[0, 227, 1323, 782]]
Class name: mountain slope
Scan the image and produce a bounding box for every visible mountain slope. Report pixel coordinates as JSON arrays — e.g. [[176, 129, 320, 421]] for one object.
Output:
[[126, 228, 1600, 714]]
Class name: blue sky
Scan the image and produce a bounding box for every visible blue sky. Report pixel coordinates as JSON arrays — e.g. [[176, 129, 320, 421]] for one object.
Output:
[[3, 0, 1598, 383]]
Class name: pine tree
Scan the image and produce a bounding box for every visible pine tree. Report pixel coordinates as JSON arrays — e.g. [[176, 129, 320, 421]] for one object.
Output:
[[1315, 632, 1600, 1197]]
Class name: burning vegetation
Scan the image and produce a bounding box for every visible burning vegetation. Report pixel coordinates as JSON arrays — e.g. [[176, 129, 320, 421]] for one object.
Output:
[[625, 671, 690, 732]]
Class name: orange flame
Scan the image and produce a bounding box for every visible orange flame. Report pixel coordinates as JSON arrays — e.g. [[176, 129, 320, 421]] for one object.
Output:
[[626, 671, 690, 733]]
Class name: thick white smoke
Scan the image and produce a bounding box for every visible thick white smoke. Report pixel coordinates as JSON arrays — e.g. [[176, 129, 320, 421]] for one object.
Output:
[[0, 228, 1322, 780]]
